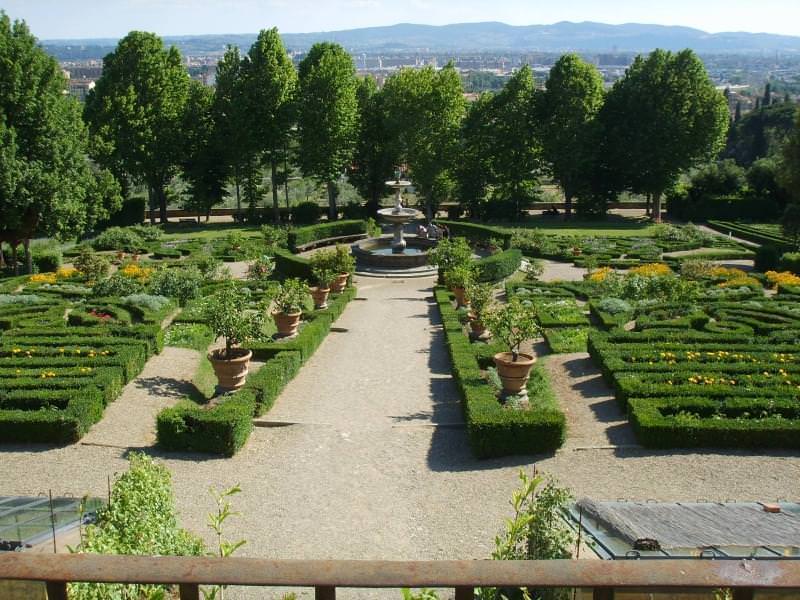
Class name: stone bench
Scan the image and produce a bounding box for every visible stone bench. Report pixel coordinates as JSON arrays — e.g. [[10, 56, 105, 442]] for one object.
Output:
[[294, 233, 368, 253]]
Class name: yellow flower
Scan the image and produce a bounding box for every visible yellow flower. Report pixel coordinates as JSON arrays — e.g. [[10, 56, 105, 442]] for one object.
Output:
[[29, 272, 57, 284], [588, 267, 613, 282], [765, 271, 800, 289], [629, 263, 672, 277], [56, 266, 78, 279]]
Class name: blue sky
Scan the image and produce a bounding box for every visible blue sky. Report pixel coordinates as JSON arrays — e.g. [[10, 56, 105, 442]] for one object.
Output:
[[4, 0, 800, 40]]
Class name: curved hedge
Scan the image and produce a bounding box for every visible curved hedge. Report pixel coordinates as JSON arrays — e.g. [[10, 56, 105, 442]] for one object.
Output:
[[287, 220, 367, 252], [475, 249, 522, 282], [433, 220, 512, 248]]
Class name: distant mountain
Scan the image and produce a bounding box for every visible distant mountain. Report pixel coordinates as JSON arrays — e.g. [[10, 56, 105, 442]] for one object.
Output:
[[42, 21, 800, 59]]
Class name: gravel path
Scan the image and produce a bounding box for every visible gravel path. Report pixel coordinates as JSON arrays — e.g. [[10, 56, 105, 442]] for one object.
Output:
[[539, 259, 587, 282], [80, 346, 200, 448], [3, 276, 800, 599]]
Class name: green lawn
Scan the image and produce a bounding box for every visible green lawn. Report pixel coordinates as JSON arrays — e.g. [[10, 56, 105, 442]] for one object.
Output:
[[495, 215, 659, 237]]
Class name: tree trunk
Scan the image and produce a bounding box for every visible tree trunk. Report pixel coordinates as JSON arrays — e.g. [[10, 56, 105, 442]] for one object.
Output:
[[157, 186, 168, 224], [326, 181, 338, 221], [271, 156, 280, 223], [12, 244, 18, 276], [24, 238, 32, 275], [652, 191, 662, 223], [0, 244, 5, 268], [235, 168, 241, 213], [148, 187, 157, 225], [564, 191, 573, 219], [645, 193, 651, 217]]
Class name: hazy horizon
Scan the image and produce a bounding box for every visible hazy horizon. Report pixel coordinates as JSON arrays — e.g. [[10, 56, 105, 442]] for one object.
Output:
[[4, 0, 800, 41]]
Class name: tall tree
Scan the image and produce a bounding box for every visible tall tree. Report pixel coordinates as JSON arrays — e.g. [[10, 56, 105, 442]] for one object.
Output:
[[599, 49, 729, 222], [382, 64, 466, 220], [780, 106, 800, 204], [297, 42, 359, 221], [0, 13, 120, 272], [214, 45, 251, 213], [349, 75, 396, 216], [85, 31, 189, 223], [181, 81, 227, 221], [243, 28, 297, 222], [456, 93, 496, 218], [539, 54, 605, 217]]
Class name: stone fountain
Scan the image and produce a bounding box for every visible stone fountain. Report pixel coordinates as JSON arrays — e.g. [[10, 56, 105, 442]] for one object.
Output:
[[377, 178, 421, 253]]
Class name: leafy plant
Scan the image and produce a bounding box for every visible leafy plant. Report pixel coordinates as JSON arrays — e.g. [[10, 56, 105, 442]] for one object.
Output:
[[69, 453, 204, 600], [202, 281, 264, 358], [444, 264, 476, 290], [94, 226, 146, 252], [188, 249, 223, 280], [401, 589, 441, 600], [164, 323, 214, 352], [202, 485, 246, 600], [273, 278, 310, 314], [260, 224, 289, 252], [0, 294, 42, 305], [246, 255, 275, 282], [148, 266, 203, 305], [428, 237, 472, 272], [483, 298, 541, 361], [595, 297, 632, 315], [73, 249, 111, 283], [93, 273, 145, 297], [309, 249, 338, 288], [332, 244, 356, 274], [466, 281, 495, 322], [121, 293, 173, 313]]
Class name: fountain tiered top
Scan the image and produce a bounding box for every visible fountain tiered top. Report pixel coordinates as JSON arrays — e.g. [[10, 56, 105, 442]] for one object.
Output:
[[378, 179, 420, 223]]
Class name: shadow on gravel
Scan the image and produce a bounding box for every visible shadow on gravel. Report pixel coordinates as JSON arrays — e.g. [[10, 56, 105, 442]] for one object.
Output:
[[134, 376, 195, 399]]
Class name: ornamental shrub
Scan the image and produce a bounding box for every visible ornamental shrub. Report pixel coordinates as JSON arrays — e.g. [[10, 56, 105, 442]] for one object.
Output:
[[595, 297, 632, 315], [273, 278, 310, 314], [73, 250, 110, 282], [121, 294, 173, 313], [93, 273, 145, 297], [0, 294, 42, 305], [779, 252, 800, 275], [202, 281, 264, 358], [32, 245, 63, 273], [755, 245, 780, 272], [246, 255, 275, 282], [148, 266, 203, 305], [291, 201, 321, 225], [94, 226, 146, 252], [483, 297, 541, 361], [428, 237, 472, 272]]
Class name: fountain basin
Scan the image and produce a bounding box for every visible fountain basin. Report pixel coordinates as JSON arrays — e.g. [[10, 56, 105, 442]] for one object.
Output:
[[352, 236, 436, 269], [377, 207, 421, 225]]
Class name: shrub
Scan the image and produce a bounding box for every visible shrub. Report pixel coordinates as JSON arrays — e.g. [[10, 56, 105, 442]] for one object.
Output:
[[0, 294, 42, 306], [129, 223, 162, 242], [779, 252, 800, 274], [273, 278, 310, 314], [309, 249, 337, 288], [428, 237, 473, 272], [202, 281, 264, 358], [73, 250, 110, 282], [93, 273, 145, 297], [246, 255, 275, 282], [148, 266, 203, 305], [291, 201, 322, 224], [483, 297, 541, 361], [755, 245, 781, 272], [332, 244, 356, 274], [274, 248, 312, 280], [94, 226, 146, 252], [121, 293, 173, 313], [444, 264, 476, 290], [434, 220, 512, 248], [32, 245, 63, 273], [102, 196, 146, 227], [475, 248, 522, 282], [69, 453, 203, 600], [595, 297, 632, 315], [287, 220, 367, 251], [260, 224, 289, 252]]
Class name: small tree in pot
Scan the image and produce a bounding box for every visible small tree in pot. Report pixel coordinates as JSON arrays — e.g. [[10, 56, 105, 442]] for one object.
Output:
[[444, 264, 476, 308], [203, 281, 264, 391], [246, 255, 275, 282], [309, 252, 337, 310], [272, 278, 310, 337], [330, 245, 355, 293], [428, 237, 472, 285], [466, 281, 495, 339], [483, 297, 542, 398]]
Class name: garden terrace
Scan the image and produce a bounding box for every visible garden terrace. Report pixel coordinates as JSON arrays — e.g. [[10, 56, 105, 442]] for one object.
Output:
[[707, 220, 797, 252]]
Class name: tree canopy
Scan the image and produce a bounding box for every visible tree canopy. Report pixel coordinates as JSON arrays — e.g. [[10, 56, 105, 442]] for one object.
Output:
[[85, 31, 189, 223], [297, 42, 359, 220], [0, 12, 120, 252]]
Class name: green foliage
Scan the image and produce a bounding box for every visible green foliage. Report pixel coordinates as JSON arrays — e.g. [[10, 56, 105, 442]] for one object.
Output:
[[73, 249, 111, 282], [121, 293, 173, 313], [444, 264, 476, 290], [0, 14, 121, 241], [539, 53, 605, 215], [164, 322, 214, 352], [260, 224, 289, 251], [466, 282, 495, 322], [428, 237, 473, 272], [69, 453, 204, 600], [290, 200, 322, 224], [0, 294, 42, 305], [203, 485, 246, 600], [595, 297, 632, 315], [782, 203, 800, 248], [475, 249, 522, 282], [201, 280, 264, 358], [95, 225, 146, 252], [93, 273, 145, 297], [274, 248, 313, 280], [483, 297, 541, 360], [32, 245, 63, 273], [85, 31, 189, 223], [297, 42, 360, 220], [779, 252, 800, 274], [102, 197, 146, 227], [402, 590, 440, 600], [332, 244, 356, 274], [287, 220, 367, 251], [246, 255, 275, 282], [755, 245, 781, 272], [273, 278, 310, 314], [148, 266, 203, 305], [310, 249, 338, 287]]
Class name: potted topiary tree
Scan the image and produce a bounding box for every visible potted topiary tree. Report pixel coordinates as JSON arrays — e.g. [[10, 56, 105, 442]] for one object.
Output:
[[466, 281, 495, 339], [444, 264, 476, 309], [272, 278, 310, 337], [330, 245, 355, 293], [483, 297, 542, 398], [246, 255, 275, 282], [309, 252, 336, 310], [428, 237, 473, 285], [203, 281, 263, 391]]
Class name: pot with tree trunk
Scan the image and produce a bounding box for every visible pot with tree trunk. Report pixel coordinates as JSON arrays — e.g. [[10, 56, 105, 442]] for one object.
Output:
[[445, 264, 476, 309], [466, 281, 495, 340], [203, 280, 263, 391], [428, 237, 473, 286], [329, 244, 355, 293], [272, 277, 310, 338], [484, 297, 542, 399], [309, 251, 337, 309]]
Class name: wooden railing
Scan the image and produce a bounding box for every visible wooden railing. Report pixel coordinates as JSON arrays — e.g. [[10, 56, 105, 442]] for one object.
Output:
[[2, 555, 800, 599]]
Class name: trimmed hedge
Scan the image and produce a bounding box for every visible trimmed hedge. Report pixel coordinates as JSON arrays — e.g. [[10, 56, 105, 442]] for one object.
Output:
[[706, 220, 795, 251], [433, 220, 512, 249], [435, 287, 565, 458], [274, 249, 313, 280], [287, 220, 367, 252], [474, 249, 522, 282], [156, 286, 357, 455]]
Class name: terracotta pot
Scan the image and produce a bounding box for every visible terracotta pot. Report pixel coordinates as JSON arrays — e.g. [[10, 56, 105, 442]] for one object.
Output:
[[116, 251, 125, 261], [452, 286, 469, 308], [330, 272, 349, 293], [470, 319, 488, 337], [273, 311, 302, 337], [208, 348, 252, 391], [132, 254, 140, 262], [493, 352, 536, 395], [311, 286, 331, 310]]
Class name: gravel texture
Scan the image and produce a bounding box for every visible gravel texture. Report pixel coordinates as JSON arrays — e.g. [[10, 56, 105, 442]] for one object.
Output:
[[2, 275, 800, 599]]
